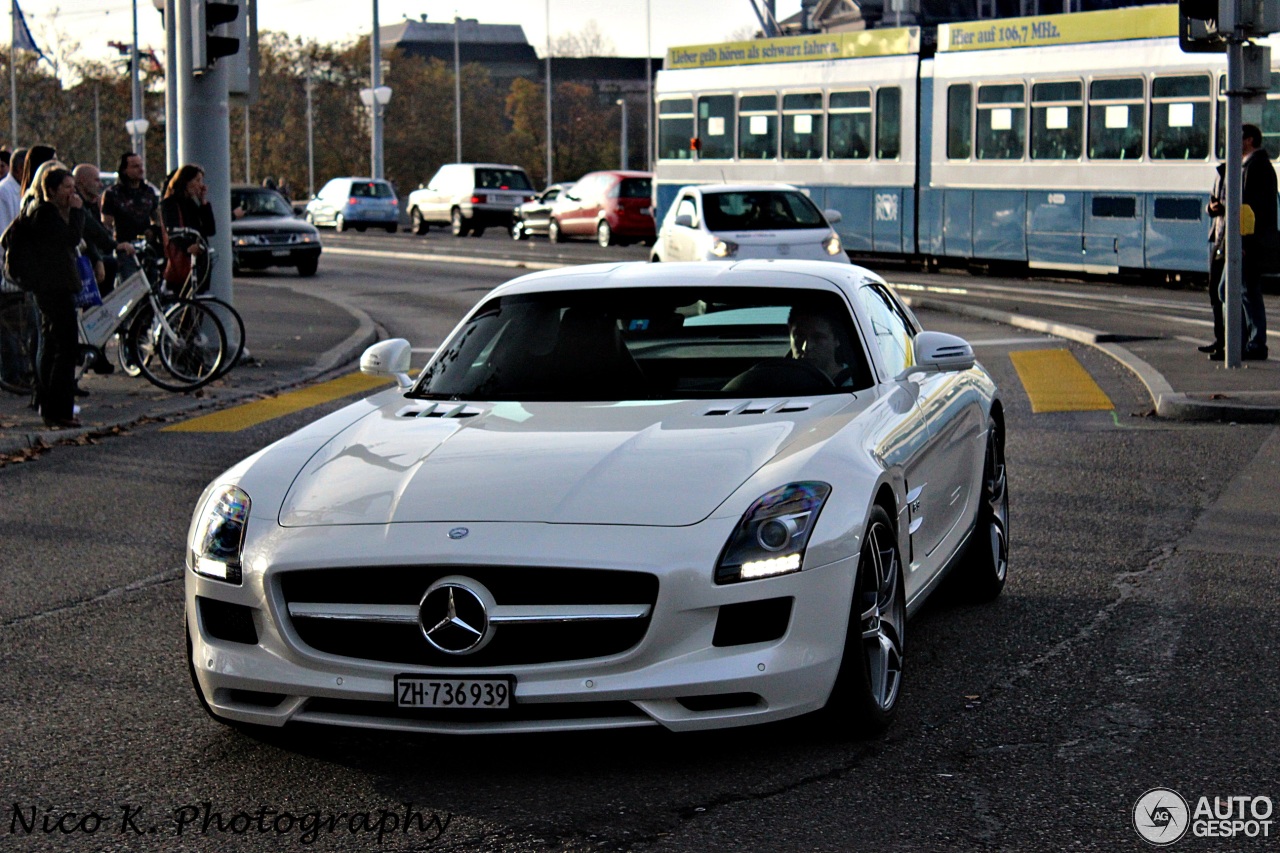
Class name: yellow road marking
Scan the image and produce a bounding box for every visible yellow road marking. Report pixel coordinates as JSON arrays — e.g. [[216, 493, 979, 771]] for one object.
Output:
[[163, 372, 393, 433], [1008, 348, 1113, 413]]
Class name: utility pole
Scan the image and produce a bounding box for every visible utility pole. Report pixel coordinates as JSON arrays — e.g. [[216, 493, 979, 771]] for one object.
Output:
[[131, 0, 146, 174], [453, 15, 462, 163], [544, 1, 552, 184], [163, 0, 178, 171], [305, 56, 315, 198], [94, 85, 102, 168], [370, 0, 384, 179]]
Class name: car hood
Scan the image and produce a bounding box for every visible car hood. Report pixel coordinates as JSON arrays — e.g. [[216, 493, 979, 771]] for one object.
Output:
[[232, 215, 316, 233], [279, 397, 856, 527]]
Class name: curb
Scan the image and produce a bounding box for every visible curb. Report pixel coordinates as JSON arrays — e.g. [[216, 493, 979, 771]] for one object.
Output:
[[901, 296, 1280, 424], [1, 282, 379, 458]]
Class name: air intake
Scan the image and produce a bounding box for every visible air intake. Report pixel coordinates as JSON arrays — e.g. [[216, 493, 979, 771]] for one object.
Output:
[[397, 404, 482, 419], [703, 401, 811, 417]]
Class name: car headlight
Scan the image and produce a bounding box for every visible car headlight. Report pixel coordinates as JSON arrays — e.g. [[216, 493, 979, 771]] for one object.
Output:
[[823, 232, 843, 255], [711, 238, 738, 258], [715, 482, 831, 584], [189, 485, 250, 584], [234, 235, 262, 246]]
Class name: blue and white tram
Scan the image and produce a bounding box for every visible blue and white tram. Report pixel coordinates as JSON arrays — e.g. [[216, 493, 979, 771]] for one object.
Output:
[[653, 5, 1280, 277]]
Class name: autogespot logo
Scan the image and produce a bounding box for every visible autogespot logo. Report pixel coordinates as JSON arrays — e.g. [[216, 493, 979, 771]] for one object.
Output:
[[1134, 788, 1190, 846]]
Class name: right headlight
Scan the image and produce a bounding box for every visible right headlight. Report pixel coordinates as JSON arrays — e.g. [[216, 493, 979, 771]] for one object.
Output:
[[189, 485, 251, 585], [823, 232, 843, 255], [715, 482, 831, 584], [711, 238, 739, 258]]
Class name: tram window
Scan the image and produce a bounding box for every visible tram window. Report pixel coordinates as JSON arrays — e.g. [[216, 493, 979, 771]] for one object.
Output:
[[697, 95, 735, 160], [829, 90, 872, 159], [658, 98, 695, 161], [1150, 75, 1210, 160], [1088, 77, 1144, 160], [876, 87, 902, 159], [738, 94, 778, 160], [947, 84, 972, 159], [782, 92, 823, 159], [1031, 81, 1083, 160], [1222, 73, 1280, 159], [976, 84, 1025, 160]]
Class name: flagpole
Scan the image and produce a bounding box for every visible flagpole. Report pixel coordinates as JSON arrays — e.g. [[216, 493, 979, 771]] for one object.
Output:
[[10, 0, 18, 148]]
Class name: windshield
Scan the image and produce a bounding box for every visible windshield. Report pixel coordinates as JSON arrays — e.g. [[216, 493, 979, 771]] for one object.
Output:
[[232, 189, 294, 217], [476, 168, 533, 190], [410, 286, 872, 402], [702, 190, 826, 231]]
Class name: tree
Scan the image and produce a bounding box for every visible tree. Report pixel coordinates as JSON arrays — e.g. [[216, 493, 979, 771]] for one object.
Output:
[[550, 20, 617, 57]]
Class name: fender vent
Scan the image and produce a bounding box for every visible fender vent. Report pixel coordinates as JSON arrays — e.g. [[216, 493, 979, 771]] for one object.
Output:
[[703, 401, 812, 417], [397, 404, 482, 419]]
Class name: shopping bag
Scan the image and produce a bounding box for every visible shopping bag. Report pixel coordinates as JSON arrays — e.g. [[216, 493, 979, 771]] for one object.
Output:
[[74, 253, 103, 308], [164, 240, 193, 286]]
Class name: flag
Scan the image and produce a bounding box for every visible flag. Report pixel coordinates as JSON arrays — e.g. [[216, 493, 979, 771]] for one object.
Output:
[[12, 0, 48, 63]]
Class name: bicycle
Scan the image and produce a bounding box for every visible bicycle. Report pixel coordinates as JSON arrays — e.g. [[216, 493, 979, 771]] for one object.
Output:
[[159, 227, 246, 378], [82, 252, 230, 393]]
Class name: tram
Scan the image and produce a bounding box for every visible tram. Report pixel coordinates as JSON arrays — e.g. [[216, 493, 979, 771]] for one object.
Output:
[[653, 5, 1279, 277]]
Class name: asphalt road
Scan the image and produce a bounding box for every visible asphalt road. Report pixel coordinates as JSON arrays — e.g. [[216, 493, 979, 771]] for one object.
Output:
[[2, 239, 1277, 852]]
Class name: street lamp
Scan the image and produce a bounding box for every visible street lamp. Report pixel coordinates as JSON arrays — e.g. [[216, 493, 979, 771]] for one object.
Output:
[[125, 117, 151, 161], [359, 85, 392, 179], [616, 98, 628, 171]]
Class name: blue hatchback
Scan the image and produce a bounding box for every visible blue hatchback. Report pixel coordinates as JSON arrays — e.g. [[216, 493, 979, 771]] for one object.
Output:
[[304, 178, 400, 233]]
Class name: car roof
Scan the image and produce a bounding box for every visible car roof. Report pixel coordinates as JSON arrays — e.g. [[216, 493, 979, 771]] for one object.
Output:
[[488, 260, 881, 300], [691, 183, 801, 195]]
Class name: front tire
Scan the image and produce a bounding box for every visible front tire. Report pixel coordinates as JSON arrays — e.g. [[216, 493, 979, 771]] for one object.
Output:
[[296, 256, 318, 277], [510, 221, 526, 240], [824, 505, 906, 736], [334, 214, 347, 233], [597, 221, 613, 247], [410, 208, 427, 235], [548, 218, 561, 244], [955, 418, 1009, 601]]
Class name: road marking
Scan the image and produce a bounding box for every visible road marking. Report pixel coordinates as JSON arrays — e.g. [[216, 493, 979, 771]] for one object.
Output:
[[968, 336, 1061, 347], [1008, 348, 1114, 413], [325, 245, 567, 271], [162, 372, 392, 433]]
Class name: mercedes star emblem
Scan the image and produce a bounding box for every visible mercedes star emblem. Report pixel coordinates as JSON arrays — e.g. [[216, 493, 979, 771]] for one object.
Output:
[[418, 577, 494, 654], [448, 527, 469, 540]]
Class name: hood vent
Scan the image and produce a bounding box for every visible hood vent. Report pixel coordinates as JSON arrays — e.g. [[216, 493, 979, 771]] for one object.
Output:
[[703, 400, 812, 417], [397, 403, 482, 419]]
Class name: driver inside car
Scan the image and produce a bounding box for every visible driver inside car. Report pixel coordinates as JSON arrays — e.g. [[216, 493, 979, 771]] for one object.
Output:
[[787, 305, 865, 387]]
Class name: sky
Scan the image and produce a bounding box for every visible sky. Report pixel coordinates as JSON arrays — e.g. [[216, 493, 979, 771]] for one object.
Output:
[[24, 0, 806, 67]]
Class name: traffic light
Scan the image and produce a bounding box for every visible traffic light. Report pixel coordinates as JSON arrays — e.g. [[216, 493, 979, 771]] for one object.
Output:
[[192, 0, 240, 73], [1179, 0, 1225, 52]]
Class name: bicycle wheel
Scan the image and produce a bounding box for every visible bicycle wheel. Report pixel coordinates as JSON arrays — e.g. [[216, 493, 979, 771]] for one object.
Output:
[[129, 299, 227, 392], [195, 296, 246, 376], [0, 292, 40, 395]]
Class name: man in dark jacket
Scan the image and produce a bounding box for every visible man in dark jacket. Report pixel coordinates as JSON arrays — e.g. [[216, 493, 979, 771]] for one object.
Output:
[[1238, 124, 1274, 360], [74, 163, 134, 297]]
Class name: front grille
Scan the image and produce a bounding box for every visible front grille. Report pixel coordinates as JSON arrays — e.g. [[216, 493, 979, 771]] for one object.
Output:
[[278, 566, 658, 668]]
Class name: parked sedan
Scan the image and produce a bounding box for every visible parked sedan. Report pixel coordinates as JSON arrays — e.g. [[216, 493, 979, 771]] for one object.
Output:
[[510, 183, 571, 240], [304, 177, 399, 233], [652, 184, 849, 263], [185, 260, 1006, 737], [230, 186, 321, 277]]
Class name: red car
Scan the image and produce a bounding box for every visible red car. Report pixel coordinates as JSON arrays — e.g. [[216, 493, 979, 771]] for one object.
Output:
[[548, 171, 656, 247]]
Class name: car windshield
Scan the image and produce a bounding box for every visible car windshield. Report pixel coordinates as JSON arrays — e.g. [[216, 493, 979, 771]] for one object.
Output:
[[233, 189, 294, 217], [409, 286, 872, 402], [617, 178, 651, 199], [352, 181, 394, 198], [702, 190, 826, 231], [476, 169, 533, 190]]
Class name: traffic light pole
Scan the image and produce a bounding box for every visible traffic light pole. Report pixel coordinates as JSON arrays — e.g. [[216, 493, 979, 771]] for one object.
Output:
[[174, 0, 234, 306], [1224, 38, 1244, 369]]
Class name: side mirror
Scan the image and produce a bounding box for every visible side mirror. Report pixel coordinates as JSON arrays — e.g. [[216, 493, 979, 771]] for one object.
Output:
[[823, 208, 843, 225], [674, 214, 693, 228], [361, 338, 414, 389], [894, 331, 975, 381]]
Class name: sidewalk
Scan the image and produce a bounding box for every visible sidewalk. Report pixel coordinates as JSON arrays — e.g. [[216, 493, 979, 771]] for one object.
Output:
[[903, 295, 1280, 423], [0, 279, 377, 460]]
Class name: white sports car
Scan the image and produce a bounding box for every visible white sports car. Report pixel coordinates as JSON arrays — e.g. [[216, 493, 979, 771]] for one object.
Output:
[[186, 260, 1007, 736]]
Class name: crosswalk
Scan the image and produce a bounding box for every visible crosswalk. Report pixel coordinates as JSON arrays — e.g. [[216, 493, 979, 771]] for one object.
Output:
[[163, 347, 1114, 433]]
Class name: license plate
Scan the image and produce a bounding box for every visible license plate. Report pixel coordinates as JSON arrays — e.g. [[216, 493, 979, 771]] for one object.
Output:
[[640, 207, 651, 216], [271, 249, 291, 257], [395, 675, 513, 709]]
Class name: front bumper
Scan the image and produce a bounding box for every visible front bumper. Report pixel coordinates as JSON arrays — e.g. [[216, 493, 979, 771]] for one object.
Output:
[[187, 520, 857, 734], [233, 245, 322, 269]]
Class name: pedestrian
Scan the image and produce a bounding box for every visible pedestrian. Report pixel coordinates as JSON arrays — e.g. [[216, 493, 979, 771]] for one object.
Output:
[[0, 150, 9, 183], [102, 151, 161, 246], [73, 163, 134, 299], [1201, 162, 1227, 358], [21, 164, 86, 428], [161, 164, 216, 291], [19, 144, 57, 200], [1238, 124, 1274, 361]]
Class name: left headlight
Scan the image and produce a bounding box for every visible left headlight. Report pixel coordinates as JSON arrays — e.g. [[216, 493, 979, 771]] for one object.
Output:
[[189, 485, 251, 585], [715, 482, 831, 584], [711, 238, 739, 258], [823, 232, 843, 255]]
